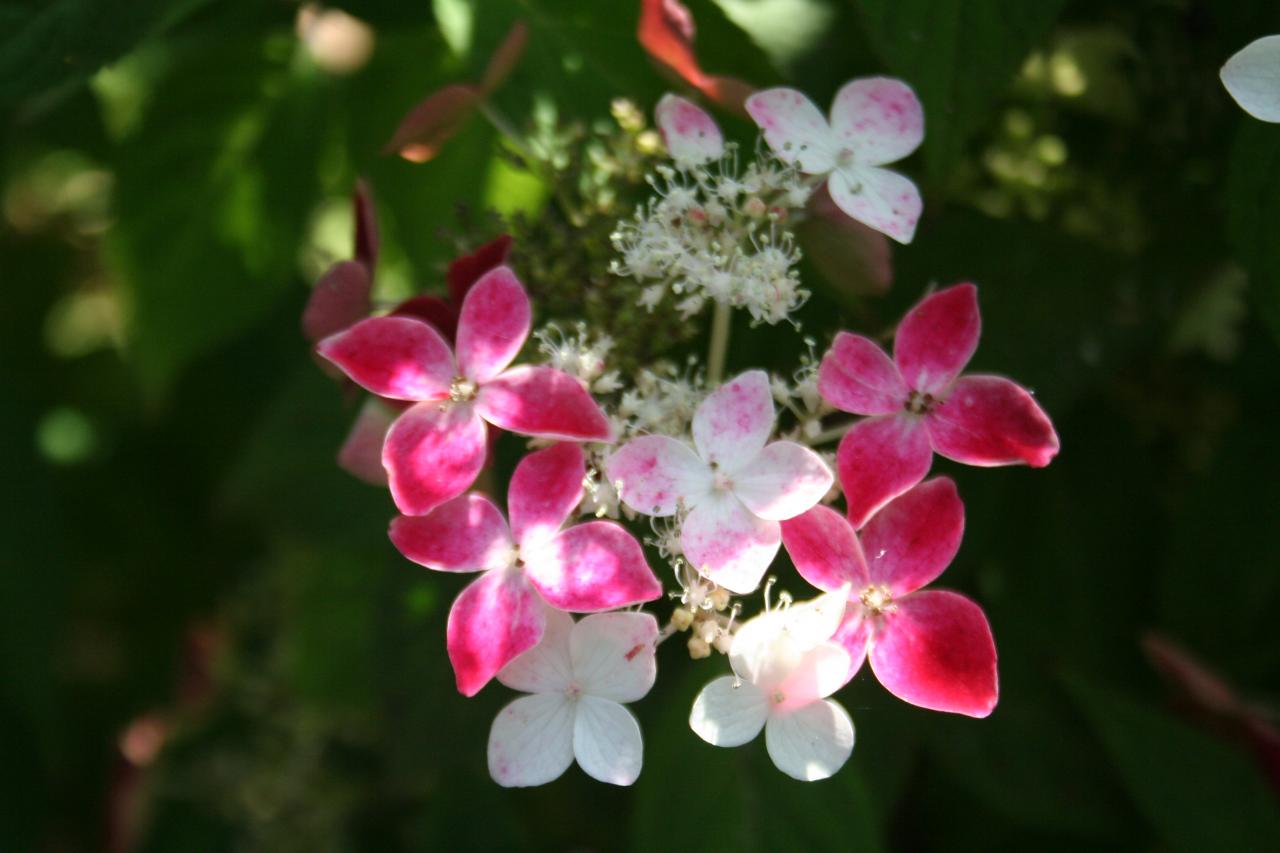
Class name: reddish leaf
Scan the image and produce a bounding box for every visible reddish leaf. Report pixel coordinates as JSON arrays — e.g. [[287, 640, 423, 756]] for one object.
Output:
[[637, 0, 753, 113], [481, 21, 529, 95], [384, 83, 482, 163]]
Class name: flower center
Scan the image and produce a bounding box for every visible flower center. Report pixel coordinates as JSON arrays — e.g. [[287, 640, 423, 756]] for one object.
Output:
[[771, 689, 786, 706], [709, 460, 734, 492], [859, 584, 895, 616], [566, 682, 583, 700], [449, 375, 477, 403], [836, 147, 857, 169], [904, 389, 937, 415]]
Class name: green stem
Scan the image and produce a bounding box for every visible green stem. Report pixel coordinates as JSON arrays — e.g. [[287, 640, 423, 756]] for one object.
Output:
[[706, 300, 732, 386]]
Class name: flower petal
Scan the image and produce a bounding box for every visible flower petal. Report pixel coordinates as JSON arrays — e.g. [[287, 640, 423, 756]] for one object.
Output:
[[352, 178, 379, 271], [829, 77, 924, 167], [861, 477, 964, 596], [508, 443, 585, 549], [927, 375, 1060, 467], [574, 696, 644, 786], [391, 294, 458, 341], [818, 332, 908, 416], [780, 505, 870, 592], [523, 521, 662, 611], [455, 266, 531, 384], [383, 82, 482, 163], [447, 569, 546, 696], [302, 260, 372, 344], [689, 675, 769, 747], [732, 441, 833, 521], [836, 414, 933, 529], [446, 234, 513, 306], [389, 493, 514, 572], [777, 643, 854, 709], [828, 165, 921, 245], [488, 693, 575, 787], [497, 607, 574, 694], [316, 316, 454, 401], [869, 589, 998, 717], [832, 611, 871, 683], [475, 365, 613, 441], [764, 699, 854, 781], [893, 283, 980, 395], [693, 369, 775, 470], [656, 93, 724, 166], [571, 612, 659, 703], [383, 402, 487, 516], [605, 435, 711, 517], [337, 397, 394, 486], [1221, 35, 1280, 123], [745, 87, 837, 174], [682, 492, 781, 594]]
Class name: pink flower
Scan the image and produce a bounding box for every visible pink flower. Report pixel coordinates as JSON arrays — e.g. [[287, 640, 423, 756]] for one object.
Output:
[[389, 443, 662, 696], [606, 370, 832, 594], [317, 266, 612, 515], [819, 283, 1060, 528], [745, 78, 924, 243], [655, 93, 724, 167], [780, 477, 998, 718]]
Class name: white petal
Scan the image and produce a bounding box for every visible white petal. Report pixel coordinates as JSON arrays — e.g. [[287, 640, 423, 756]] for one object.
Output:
[[828, 77, 924, 167], [497, 606, 574, 694], [573, 696, 645, 785], [764, 699, 855, 781], [729, 587, 848, 690], [777, 642, 853, 705], [778, 586, 850, 648], [689, 675, 769, 747], [656, 93, 725, 166], [682, 492, 781, 595], [828, 166, 921, 245], [570, 612, 659, 703], [732, 441, 833, 521], [487, 693, 576, 787], [745, 87, 838, 174], [1222, 35, 1280, 122], [605, 435, 712, 517], [693, 370, 776, 471]]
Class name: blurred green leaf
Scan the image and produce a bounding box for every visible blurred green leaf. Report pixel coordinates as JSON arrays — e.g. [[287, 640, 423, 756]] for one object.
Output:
[[1227, 118, 1280, 344]]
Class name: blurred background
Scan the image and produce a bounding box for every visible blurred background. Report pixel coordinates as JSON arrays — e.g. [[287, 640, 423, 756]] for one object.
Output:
[[3, 0, 1280, 850]]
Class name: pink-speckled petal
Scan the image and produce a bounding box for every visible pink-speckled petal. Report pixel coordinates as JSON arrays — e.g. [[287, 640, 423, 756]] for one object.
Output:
[[732, 441, 833, 521], [455, 266, 531, 384], [475, 365, 613, 441], [337, 398, 394, 486], [682, 492, 781, 594], [447, 569, 547, 696], [605, 435, 711, 518], [693, 370, 775, 471], [862, 477, 964, 596], [570, 612, 660, 703], [780, 505, 870, 592], [818, 331, 908, 416], [509, 443, 586, 549], [316, 316, 454, 401], [829, 77, 924, 167], [656, 93, 724, 166], [869, 589, 998, 718], [828, 165, 922, 245], [383, 402, 487, 516], [745, 87, 837, 174], [388, 493, 513, 572], [836, 414, 933, 529], [487, 692, 575, 787], [927, 375, 1059, 468], [523, 522, 663, 612], [893, 283, 980, 395], [497, 607, 574, 694]]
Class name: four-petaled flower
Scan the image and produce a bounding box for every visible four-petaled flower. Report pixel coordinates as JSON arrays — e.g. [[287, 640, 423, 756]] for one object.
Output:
[[489, 609, 658, 787], [390, 443, 661, 695], [606, 370, 833, 594], [819, 283, 1059, 528], [655, 93, 724, 167]]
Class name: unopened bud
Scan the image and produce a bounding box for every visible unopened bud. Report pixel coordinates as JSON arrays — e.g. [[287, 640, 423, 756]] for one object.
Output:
[[671, 607, 694, 631], [698, 620, 719, 644], [709, 587, 731, 611], [744, 196, 767, 218], [713, 633, 733, 654], [687, 635, 711, 659]]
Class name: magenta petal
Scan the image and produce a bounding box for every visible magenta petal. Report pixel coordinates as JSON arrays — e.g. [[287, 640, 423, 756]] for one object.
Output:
[[447, 570, 547, 696], [316, 316, 454, 402], [392, 294, 458, 342], [832, 611, 871, 683], [447, 234, 513, 306], [604, 435, 711, 517], [383, 402, 487, 516], [869, 590, 998, 717], [693, 370, 775, 468], [927, 375, 1060, 468], [302, 260, 372, 344], [818, 332, 908, 416], [337, 398, 394, 486], [475, 365, 612, 441], [523, 522, 662, 611], [508, 443, 585, 549], [455, 266, 531, 384], [893, 284, 980, 396], [780, 505, 869, 592], [389, 494, 513, 572], [837, 414, 933, 529], [861, 478, 964, 596]]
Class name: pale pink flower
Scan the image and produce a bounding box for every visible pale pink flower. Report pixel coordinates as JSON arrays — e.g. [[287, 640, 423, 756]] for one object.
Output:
[[655, 93, 724, 167]]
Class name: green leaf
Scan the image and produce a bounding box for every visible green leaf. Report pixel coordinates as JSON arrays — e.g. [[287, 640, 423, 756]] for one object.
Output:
[[1227, 118, 1280, 343]]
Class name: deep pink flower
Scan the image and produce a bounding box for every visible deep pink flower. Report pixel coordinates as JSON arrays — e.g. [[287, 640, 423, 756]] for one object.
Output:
[[318, 266, 612, 515], [389, 443, 662, 696], [781, 478, 998, 718], [819, 283, 1059, 527]]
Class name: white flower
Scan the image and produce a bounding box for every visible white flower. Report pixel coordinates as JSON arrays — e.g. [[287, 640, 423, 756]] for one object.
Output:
[[1221, 35, 1280, 122]]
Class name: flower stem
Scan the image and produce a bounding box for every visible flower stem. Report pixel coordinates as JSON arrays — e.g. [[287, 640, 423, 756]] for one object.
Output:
[[706, 300, 732, 386], [803, 419, 855, 447]]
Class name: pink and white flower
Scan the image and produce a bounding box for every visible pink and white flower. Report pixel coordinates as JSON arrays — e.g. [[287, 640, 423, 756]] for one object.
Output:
[[317, 265, 613, 515], [389, 443, 662, 696], [819, 283, 1060, 527], [606, 370, 832, 594], [689, 588, 855, 781], [488, 609, 658, 787], [746, 78, 924, 243], [655, 93, 724, 167], [780, 478, 998, 718]]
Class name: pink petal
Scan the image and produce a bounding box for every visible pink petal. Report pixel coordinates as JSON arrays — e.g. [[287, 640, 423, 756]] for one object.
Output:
[[508, 443, 585, 549], [655, 93, 724, 166], [316, 316, 454, 402], [861, 477, 964, 596], [448, 570, 547, 696], [828, 165, 922, 245], [455, 266, 531, 384], [818, 331, 908, 416], [869, 590, 998, 717], [604, 435, 711, 517], [800, 183, 894, 297], [337, 398, 394, 486], [352, 178, 379, 271], [744, 87, 837, 174], [383, 402, 487, 516], [388, 493, 513, 572], [475, 365, 612, 441], [522, 521, 662, 611], [392, 294, 458, 342], [893, 283, 980, 395], [831, 611, 871, 683], [780, 505, 869, 592], [828, 77, 924, 167], [693, 370, 775, 470], [732, 441, 833, 521], [836, 414, 933, 529], [302, 260, 372, 344], [447, 234, 513, 306], [383, 82, 482, 163], [682, 492, 781, 594], [927, 375, 1060, 468]]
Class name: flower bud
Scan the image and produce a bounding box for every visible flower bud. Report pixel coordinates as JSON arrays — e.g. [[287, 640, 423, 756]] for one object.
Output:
[[671, 607, 694, 631], [713, 633, 733, 654], [698, 620, 719, 644], [709, 587, 732, 611], [688, 635, 712, 659]]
